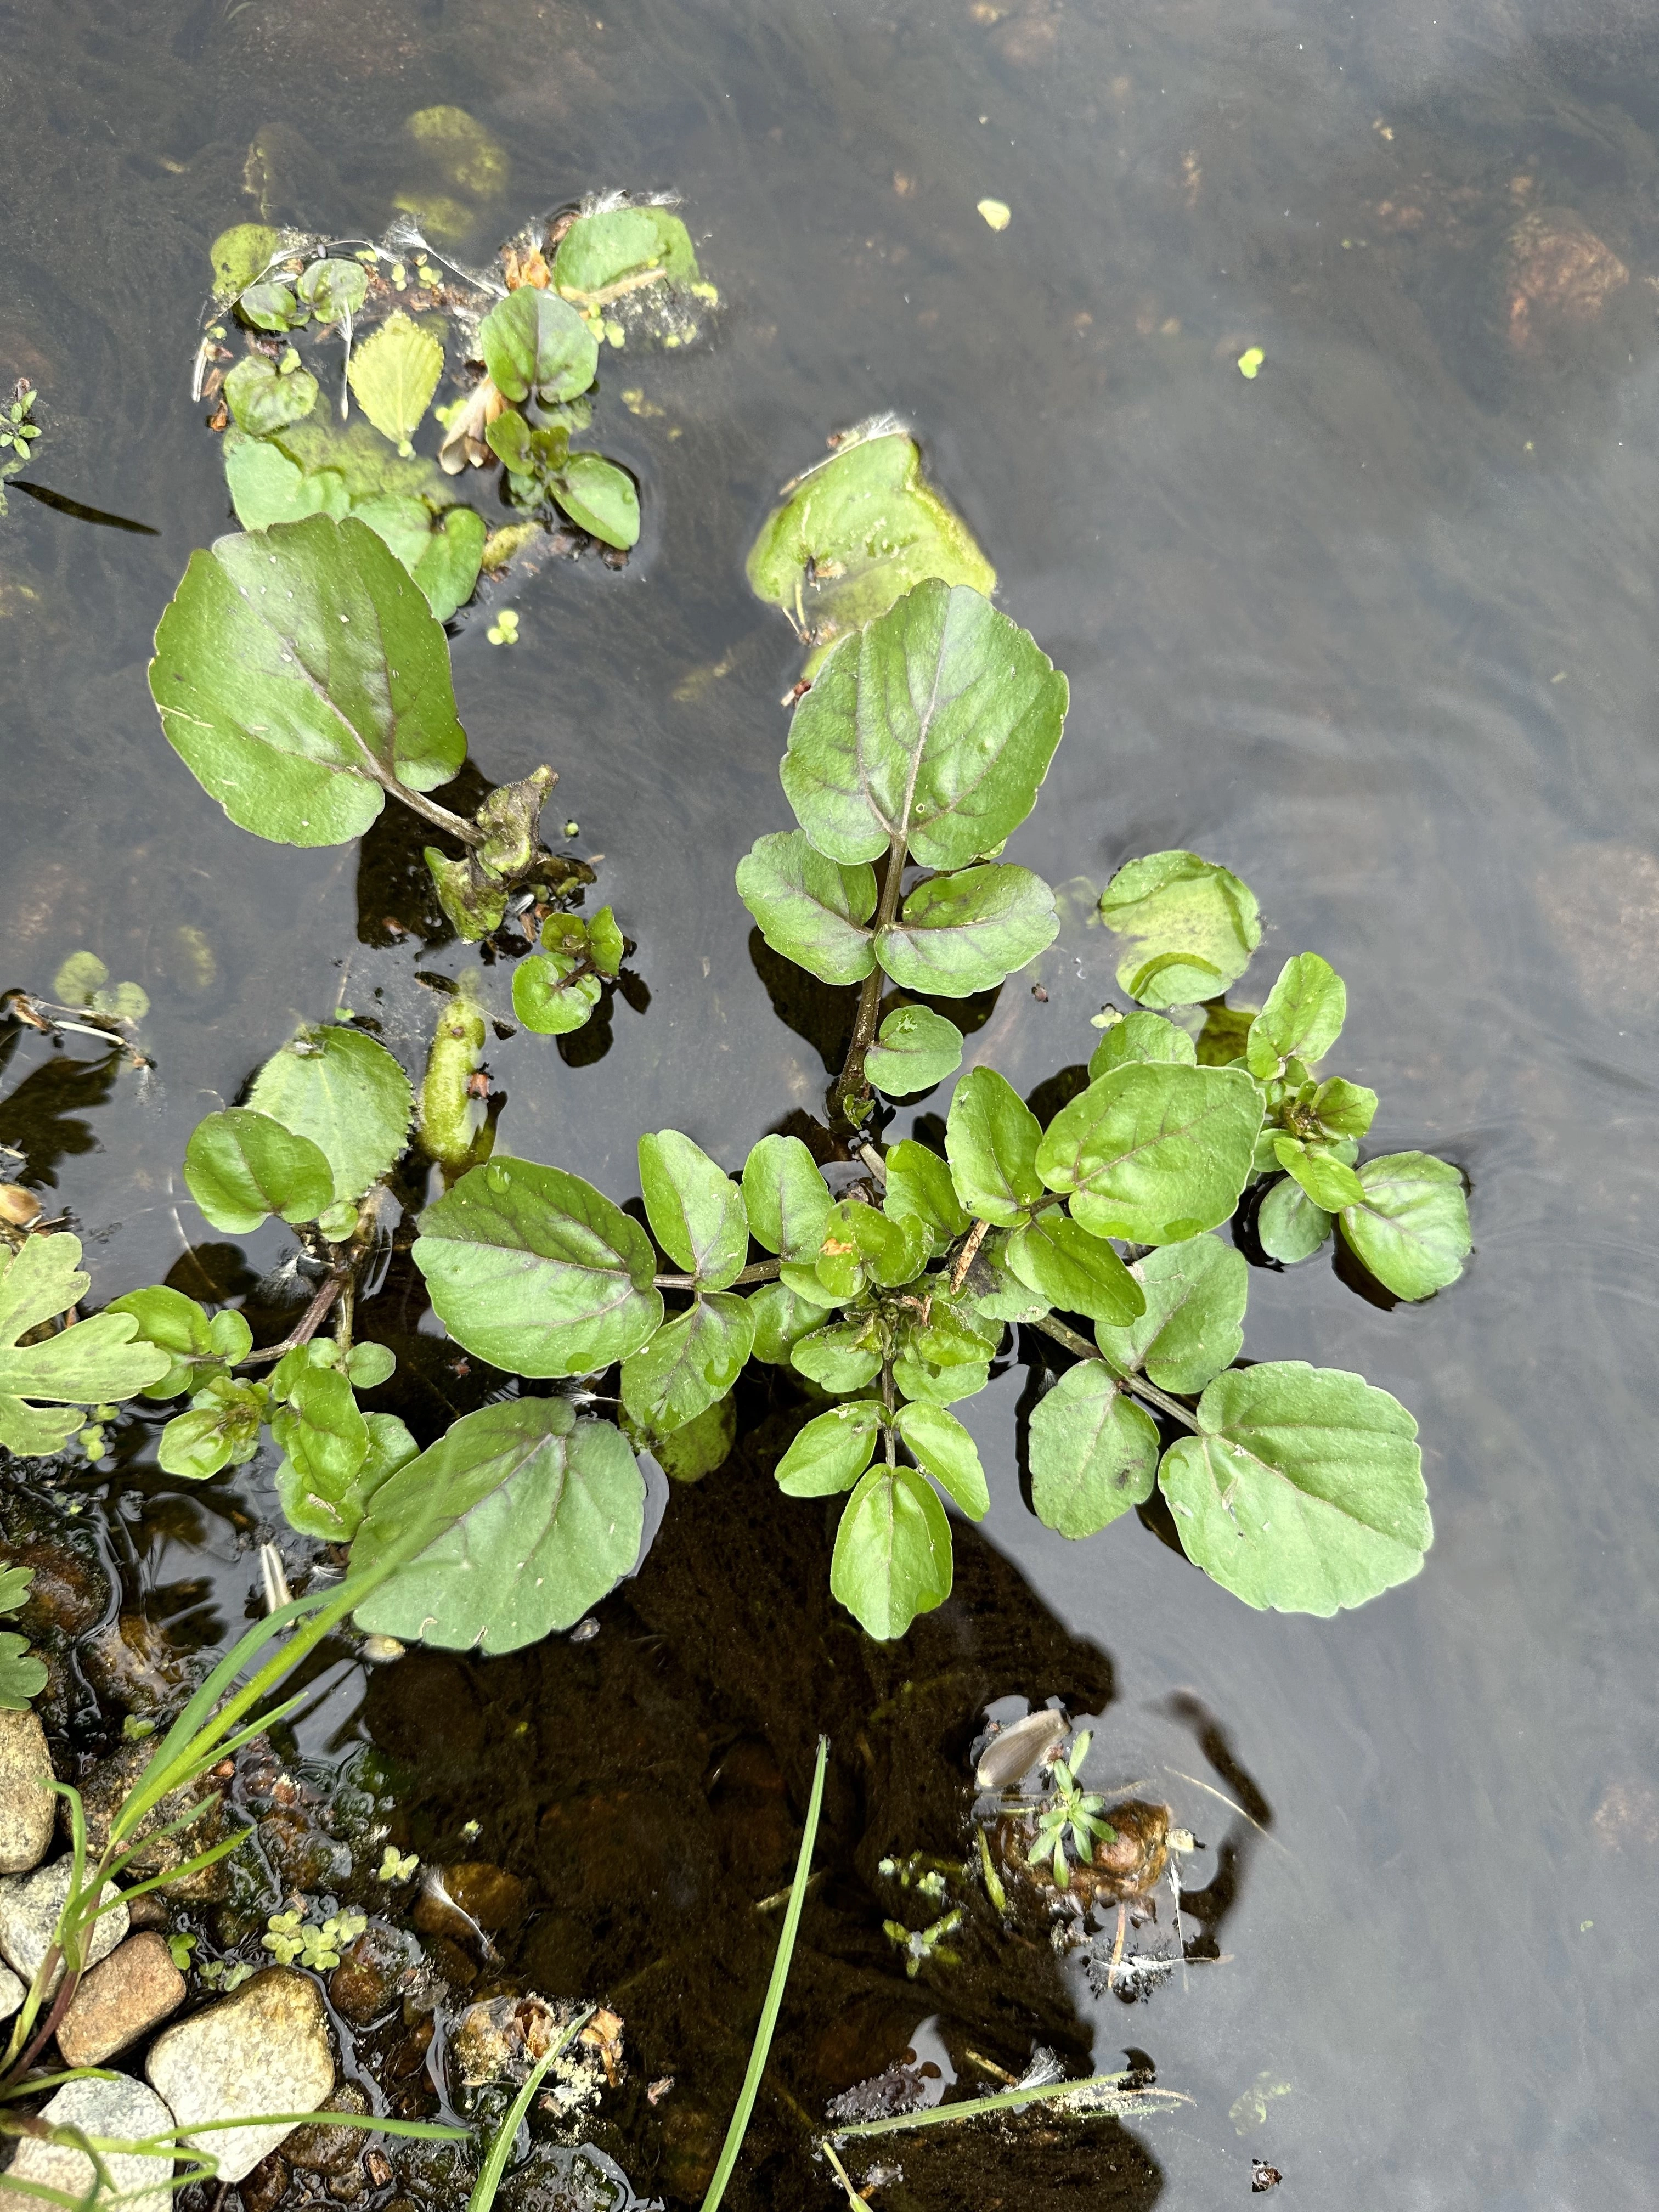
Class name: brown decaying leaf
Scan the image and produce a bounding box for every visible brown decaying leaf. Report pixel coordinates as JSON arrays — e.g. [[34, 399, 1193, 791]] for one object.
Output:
[[438, 374, 507, 475]]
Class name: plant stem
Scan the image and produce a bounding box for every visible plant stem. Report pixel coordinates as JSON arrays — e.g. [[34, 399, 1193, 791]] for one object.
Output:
[[1025, 1313, 1199, 1431], [652, 1259, 782, 1291], [378, 773, 483, 848], [835, 834, 908, 1120], [239, 1273, 347, 1368], [949, 1218, 990, 1293]]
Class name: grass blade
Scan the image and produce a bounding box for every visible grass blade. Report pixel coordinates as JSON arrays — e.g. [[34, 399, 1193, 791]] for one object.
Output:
[[699, 1734, 828, 2212], [824, 2073, 1190, 2140], [467, 2007, 594, 2212]]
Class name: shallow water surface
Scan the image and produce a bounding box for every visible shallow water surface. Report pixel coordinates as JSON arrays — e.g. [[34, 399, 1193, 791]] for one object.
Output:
[[3, 0, 1659, 2204]]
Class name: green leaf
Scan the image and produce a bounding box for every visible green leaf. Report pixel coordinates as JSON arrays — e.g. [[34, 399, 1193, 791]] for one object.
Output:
[[479, 289, 598, 408], [224, 436, 351, 531], [865, 1006, 963, 1097], [746, 1280, 826, 1364], [945, 1066, 1044, 1227], [1257, 1174, 1334, 1263], [906, 1283, 1003, 1368], [639, 1132, 749, 1289], [1246, 953, 1345, 1079], [644, 1393, 735, 1483], [1308, 1077, 1377, 1141], [883, 1140, 969, 1249], [278, 1409, 417, 1543], [552, 454, 639, 550], [414, 1156, 663, 1377], [157, 1374, 267, 1479], [0, 1568, 33, 1619], [512, 954, 602, 1035], [620, 1294, 755, 1435], [790, 1315, 883, 1393], [735, 832, 876, 987], [1005, 1213, 1144, 1327], [247, 1023, 413, 1203], [1098, 851, 1261, 1008], [183, 1108, 337, 1234], [589, 907, 625, 978], [105, 1285, 217, 1399], [1094, 1234, 1247, 1392], [1035, 1063, 1263, 1244], [149, 514, 468, 848], [345, 1341, 397, 1390], [0, 1634, 46, 1711], [224, 355, 319, 438], [353, 1400, 644, 1652], [552, 206, 701, 294], [1273, 1137, 1366, 1212], [877, 864, 1057, 996], [891, 1353, 988, 1405], [1088, 1011, 1198, 1079], [410, 505, 487, 623], [1028, 1363, 1160, 1536], [296, 257, 368, 326], [741, 1136, 832, 1261], [1158, 1362, 1430, 1613], [239, 280, 303, 331], [1337, 1153, 1471, 1300], [211, 224, 281, 301], [831, 1464, 953, 1639], [270, 1365, 369, 1496], [0, 1235, 170, 1457], [776, 1403, 882, 1497], [781, 579, 1067, 867], [892, 1401, 988, 1519], [746, 432, 997, 674], [347, 312, 443, 455]]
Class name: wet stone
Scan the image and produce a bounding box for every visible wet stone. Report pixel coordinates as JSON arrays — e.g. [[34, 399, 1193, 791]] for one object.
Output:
[[0, 2075, 175, 2212], [239, 2153, 291, 2212], [146, 1963, 336, 2183], [55, 1929, 187, 2067], [0, 1965, 22, 2021], [9, 1534, 107, 1641], [413, 1859, 526, 1938], [0, 1855, 128, 1990], [285, 2081, 369, 2172], [329, 1922, 424, 2025], [82, 1611, 196, 1716], [78, 1736, 228, 1899], [0, 1708, 53, 1874]]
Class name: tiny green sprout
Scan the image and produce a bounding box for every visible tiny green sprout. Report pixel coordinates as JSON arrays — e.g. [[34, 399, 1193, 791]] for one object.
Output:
[[166, 1931, 197, 1971], [377, 1844, 420, 1883], [122, 1714, 156, 1742], [1238, 346, 1265, 379], [262, 1909, 306, 1966], [486, 608, 520, 646], [461, 1819, 482, 1841], [882, 1905, 964, 1979], [77, 1424, 107, 1461], [201, 1958, 255, 1993], [390, 261, 408, 288], [563, 820, 580, 838], [1026, 1730, 1116, 1891]]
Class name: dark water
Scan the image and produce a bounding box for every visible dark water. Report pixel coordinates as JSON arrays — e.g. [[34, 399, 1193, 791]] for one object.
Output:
[[4, 0, 1659, 2203]]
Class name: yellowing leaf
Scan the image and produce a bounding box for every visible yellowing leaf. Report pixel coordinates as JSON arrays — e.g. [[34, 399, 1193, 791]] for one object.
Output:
[[348, 312, 444, 456]]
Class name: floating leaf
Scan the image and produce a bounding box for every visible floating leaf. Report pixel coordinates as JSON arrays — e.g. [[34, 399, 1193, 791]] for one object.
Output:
[[1256, 1175, 1334, 1264], [1005, 1212, 1144, 1327], [1088, 1010, 1197, 1079], [877, 864, 1058, 996], [736, 832, 876, 986], [831, 1463, 953, 1639], [348, 312, 444, 456], [945, 1067, 1043, 1227], [638, 1131, 749, 1289], [741, 1135, 833, 1261], [479, 289, 598, 408], [0, 1236, 170, 1458], [295, 257, 368, 327], [1098, 851, 1261, 1008], [1094, 1234, 1247, 1392], [512, 954, 602, 1035], [747, 431, 997, 673], [238, 280, 304, 332], [149, 514, 467, 848], [1035, 1063, 1262, 1245], [223, 356, 319, 438], [865, 1005, 964, 1097], [782, 580, 1068, 870], [1337, 1152, 1471, 1300], [1029, 1363, 1160, 1537], [620, 1294, 754, 1434], [246, 1023, 413, 1203], [776, 1402, 883, 1497], [892, 1401, 988, 1519], [183, 1108, 336, 1234], [1158, 1362, 1430, 1613], [414, 1157, 663, 1377], [553, 206, 701, 295], [353, 1399, 643, 1652], [211, 224, 280, 301], [1246, 954, 1345, 1079], [552, 453, 639, 550]]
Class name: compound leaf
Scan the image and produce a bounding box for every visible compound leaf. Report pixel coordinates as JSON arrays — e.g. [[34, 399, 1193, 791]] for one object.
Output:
[[0, 1237, 170, 1457], [741, 1135, 833, 1261], [1088, 1011, 1197, 1079], [552, 453, 639, 550]]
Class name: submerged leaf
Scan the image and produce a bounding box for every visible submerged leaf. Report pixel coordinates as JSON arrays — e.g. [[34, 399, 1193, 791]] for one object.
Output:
[[1098, 851, 1261, 1008], [211, 224, 281, 301], [149, 514, 467, 847], [348, 312, 444, 456]]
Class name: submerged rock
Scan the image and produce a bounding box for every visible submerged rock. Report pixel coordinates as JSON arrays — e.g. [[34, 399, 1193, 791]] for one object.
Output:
[[0, 2075, 175, 2212], [78, 1737, 228, 1899], [0, 1856, 128, 1990], [145, 1964, 335, 2182], [1506, 210, 1628, 353], [55, 1930, 187, 2067], [0, 1965, 22, 2021], [0, 1709, 54, 1874]]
